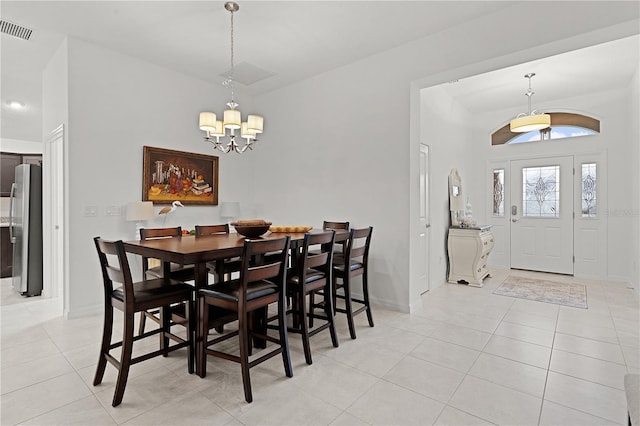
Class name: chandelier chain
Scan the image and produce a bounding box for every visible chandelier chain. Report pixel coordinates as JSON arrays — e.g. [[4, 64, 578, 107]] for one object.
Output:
[[229, 7, 235, 103]]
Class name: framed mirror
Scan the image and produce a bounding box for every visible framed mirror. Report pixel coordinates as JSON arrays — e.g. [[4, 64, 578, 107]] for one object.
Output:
[[449, 168, 464, 226]]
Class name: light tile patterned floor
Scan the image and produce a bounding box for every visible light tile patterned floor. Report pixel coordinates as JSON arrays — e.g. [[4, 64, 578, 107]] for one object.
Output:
[[1, 269, 638, 425]]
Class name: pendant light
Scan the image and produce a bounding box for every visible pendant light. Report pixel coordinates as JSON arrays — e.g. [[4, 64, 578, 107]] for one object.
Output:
[[510, 73, 551, 133], [198, 2, 264, 153]]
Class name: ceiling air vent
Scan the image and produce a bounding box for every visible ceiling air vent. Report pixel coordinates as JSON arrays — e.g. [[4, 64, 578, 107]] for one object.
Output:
[[0, 20, 33, 41]]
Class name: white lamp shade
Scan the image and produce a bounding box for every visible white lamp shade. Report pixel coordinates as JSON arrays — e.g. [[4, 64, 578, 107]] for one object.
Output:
[[223, 109, 241, 129], [510, 113, 551, 133], [212, 120, 225, 136], [126, 201, 154, 221], [199, 112, 217, 132], [220, 201, 240, 218], [247, 115, 263, 133], [241, 122, 256, 139]]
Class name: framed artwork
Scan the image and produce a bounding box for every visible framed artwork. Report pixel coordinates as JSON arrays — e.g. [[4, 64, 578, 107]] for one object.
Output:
[[142, 146, 219, 205]]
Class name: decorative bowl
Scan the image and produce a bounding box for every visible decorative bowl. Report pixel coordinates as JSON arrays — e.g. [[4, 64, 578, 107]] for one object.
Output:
[[231, 220, 272, 238]]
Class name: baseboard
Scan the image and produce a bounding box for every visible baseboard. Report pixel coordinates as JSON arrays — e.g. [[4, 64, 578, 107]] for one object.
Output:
[[65, 303, 102, 319]]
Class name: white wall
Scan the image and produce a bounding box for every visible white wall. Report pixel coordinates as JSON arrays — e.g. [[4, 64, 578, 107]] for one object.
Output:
[[45, 3, 640, 315], [630, 62, 640, 294], [0, 138, 43, 153], [420, 85, 475, 288], [57, 38, 257, 317], [253, 5, 640, 311], [42, 38, 69, 306]]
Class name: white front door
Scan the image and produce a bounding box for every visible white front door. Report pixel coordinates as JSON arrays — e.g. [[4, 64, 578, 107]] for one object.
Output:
[[510, 156, 574, 274], [417, 144, 430, 294]]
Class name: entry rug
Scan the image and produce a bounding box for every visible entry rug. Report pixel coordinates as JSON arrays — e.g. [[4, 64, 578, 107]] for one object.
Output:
[[493, 276, 587, 309]]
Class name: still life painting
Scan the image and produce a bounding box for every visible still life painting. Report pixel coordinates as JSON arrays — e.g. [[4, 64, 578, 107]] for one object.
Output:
[[142, 146, 219, 205]]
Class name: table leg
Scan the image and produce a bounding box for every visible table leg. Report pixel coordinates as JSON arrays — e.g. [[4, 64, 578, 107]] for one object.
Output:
[[194, 262, 209, 377]]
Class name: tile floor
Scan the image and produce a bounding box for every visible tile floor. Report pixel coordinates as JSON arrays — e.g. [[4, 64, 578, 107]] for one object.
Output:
[[1, 269, 638, 425]]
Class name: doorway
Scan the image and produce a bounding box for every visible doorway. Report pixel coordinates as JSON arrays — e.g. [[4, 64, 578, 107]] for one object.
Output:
[[509, 156, 574, 274], [43, 125, 65, 306]]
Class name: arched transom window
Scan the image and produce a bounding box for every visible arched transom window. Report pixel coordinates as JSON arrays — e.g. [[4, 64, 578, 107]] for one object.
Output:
[[491, 112, 600, 146]]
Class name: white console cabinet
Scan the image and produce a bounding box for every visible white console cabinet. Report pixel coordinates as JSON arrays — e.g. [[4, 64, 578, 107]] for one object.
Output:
[[447, 226, 493, 287]]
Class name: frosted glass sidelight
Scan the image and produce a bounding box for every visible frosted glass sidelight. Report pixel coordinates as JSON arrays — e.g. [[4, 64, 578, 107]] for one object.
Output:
[[493, 169, 504, 216], [581, 163, 597, 218]]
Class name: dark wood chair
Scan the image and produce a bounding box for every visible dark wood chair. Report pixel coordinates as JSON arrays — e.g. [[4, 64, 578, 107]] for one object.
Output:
[[322, 220, 349, 254], [93, 237, 194, 407], [323, 220, 350, 231], [140, 227, 195, 280], [195, 224, 242, 283], [309, 221, 349, 327], [286, 231, 339, 365], [198, 236, 293, 403], [332, 226, 374, 339], [138, 227, 196, 335]]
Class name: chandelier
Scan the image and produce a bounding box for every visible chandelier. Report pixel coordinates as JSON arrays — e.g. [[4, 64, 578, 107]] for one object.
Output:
[[509, 73, 551, 133], [198, 2, 263, 153]]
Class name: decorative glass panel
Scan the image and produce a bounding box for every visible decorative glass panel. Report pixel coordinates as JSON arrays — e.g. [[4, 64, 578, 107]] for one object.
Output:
[[492, 169, 504, 216], [522, 166, 559, 217], [581, 163, 597, 218]]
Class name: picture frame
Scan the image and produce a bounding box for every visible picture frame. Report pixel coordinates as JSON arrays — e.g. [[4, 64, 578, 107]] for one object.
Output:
[[142, 146, 219, 205]]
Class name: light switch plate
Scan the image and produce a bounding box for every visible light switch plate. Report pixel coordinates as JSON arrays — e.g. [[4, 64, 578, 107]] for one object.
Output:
[[84, 206, 98, 217], [105, 205, 122, 216]]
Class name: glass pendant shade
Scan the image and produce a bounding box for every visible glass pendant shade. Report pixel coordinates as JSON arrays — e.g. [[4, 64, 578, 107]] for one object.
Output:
[[247, 114, 264, 133], [199, 112, 217, 132], [510, 113, 551, 133], [223, 109, 241, 129]]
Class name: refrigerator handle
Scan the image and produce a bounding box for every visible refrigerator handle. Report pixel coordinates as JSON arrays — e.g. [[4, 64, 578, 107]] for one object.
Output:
[[9, 183, 16, 243]]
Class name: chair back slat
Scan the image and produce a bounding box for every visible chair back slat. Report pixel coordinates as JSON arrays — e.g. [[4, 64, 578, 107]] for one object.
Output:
[[323, 221, 349, 230], [195, 224, 230, 236], [140, 227, 182, 239]]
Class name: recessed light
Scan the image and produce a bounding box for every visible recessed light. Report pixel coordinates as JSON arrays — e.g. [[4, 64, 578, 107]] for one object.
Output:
[[6, 100, 25, 109]]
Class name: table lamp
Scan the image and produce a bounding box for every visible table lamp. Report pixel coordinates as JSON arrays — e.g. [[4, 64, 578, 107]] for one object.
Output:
[[220, 201, 240, 224], [126, 201, 154, 239]]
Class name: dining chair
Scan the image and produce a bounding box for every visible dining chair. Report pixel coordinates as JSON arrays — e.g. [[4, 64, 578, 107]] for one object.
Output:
[[198, 236, 293, 403], [138, 226, 196, 336], [195, 224, 242, 283], [286, 230, 339, 365], [93, 237, 194, 407], [308, 221, 349, 328], [322, 220, 349, 254], [332, 226, 374, 339]]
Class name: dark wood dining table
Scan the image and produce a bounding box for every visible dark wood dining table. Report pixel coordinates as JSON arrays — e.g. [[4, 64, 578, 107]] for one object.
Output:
[[123, 229, 348, 375]]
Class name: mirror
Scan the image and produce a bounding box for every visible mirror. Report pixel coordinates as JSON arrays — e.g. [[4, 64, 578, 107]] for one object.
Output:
[[448, 169, 464, 226]]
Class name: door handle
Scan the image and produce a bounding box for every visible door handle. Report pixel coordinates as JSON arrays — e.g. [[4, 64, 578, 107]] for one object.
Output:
[[425, 224, 431, 229], [9, 183, 16, 243], [511, 218, 519, 223]]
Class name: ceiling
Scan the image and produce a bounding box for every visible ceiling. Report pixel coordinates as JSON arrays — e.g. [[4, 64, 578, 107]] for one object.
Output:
[[1, 1, 638, 142]]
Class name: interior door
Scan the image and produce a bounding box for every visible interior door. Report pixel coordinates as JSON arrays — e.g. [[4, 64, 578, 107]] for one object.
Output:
[[417, 144, 430, 294], [510, 156, 574, 274]]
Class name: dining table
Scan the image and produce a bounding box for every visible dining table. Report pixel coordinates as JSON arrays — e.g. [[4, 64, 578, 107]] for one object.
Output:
[[123, 229, 348, 376]]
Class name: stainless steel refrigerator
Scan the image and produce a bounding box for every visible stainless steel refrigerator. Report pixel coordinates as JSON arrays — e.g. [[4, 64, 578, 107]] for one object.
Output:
[[9, 164, 43, 296]]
